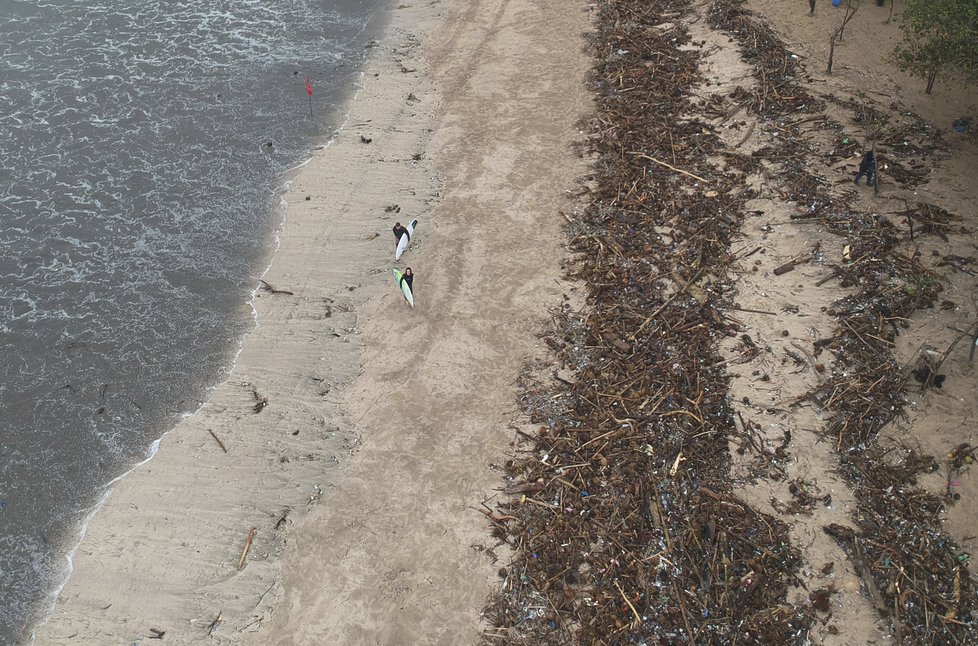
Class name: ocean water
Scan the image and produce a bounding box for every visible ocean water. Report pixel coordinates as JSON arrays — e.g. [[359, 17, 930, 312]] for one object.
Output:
[[0, 0, 386, 640]]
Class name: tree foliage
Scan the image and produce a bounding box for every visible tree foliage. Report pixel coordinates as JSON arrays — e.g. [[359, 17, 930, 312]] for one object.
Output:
[[892, 0, 978, 93]]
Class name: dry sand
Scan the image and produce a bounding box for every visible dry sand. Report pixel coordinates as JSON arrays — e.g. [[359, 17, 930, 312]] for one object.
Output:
[[33, 0, 591, 644]]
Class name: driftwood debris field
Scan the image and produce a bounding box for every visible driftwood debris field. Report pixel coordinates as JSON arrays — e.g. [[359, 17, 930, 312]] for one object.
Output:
[[483, 0, 978, 644]]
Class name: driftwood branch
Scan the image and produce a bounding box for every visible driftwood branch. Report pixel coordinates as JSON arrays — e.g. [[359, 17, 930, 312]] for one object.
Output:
[[208, 429, 228, 453], [249, 385, 269, 413], [629, 152, 711, 183], [259, 279, 294, 295], [206, 612, 223, 636], [237, 527, 255, 570]]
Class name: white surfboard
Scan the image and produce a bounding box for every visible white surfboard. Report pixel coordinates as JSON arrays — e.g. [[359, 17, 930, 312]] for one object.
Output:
[[394, 219, 418, 261], [392, 268, 414, 307]]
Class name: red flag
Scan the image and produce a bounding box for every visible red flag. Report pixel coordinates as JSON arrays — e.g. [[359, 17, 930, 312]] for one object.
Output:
[[305, 78, 313, 97]]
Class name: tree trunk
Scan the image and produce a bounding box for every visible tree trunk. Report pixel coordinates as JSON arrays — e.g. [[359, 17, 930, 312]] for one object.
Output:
[[827, 32, 838, 74], [838, 0, 856, 41]]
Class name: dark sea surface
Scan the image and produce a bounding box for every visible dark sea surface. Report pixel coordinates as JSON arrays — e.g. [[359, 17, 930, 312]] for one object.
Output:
[[0, 0, 386, 640]]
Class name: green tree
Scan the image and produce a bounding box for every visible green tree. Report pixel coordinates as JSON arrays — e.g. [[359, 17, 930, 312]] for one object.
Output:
[[892, 0, 978, 94]]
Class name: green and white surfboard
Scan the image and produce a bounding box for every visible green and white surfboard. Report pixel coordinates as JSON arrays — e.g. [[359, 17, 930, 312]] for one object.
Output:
[[392, 269, 414, 308]]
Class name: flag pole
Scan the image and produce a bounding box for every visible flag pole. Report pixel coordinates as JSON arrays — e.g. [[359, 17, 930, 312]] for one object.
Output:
[[306, 77, 313, 117]]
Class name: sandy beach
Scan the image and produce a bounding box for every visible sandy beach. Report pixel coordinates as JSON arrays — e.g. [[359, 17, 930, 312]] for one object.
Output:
[[32, 0, 978, 643], [34, 0, 591, 643]]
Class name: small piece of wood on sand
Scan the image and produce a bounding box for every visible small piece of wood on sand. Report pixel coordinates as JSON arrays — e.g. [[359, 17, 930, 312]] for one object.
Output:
[[238, 527, 255, 570], [772, 255, 810, 275], [207, 612, 223, 636], [208, 429, 228, 453]]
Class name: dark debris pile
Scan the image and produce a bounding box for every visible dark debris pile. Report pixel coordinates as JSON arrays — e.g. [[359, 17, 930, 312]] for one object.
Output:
[[715, 2, 978, 645], [807, 269, 978, 646], [483, 0, 815, 643], [482, 0, 977, 644]]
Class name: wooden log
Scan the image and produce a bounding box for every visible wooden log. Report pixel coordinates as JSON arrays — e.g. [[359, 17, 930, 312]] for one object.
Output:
[[773, 255, 810, 275]]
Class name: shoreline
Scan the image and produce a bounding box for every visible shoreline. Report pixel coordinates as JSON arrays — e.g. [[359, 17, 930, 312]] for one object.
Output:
[[34, 66, 371, 641], [31, 15, 392, 638], [34, 0, 594, 643]]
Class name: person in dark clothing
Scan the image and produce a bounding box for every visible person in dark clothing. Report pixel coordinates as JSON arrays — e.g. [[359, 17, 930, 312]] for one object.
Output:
[[400, 267, 414, 293], [854, 150, 876, 185], [392, 222, 408, 241]]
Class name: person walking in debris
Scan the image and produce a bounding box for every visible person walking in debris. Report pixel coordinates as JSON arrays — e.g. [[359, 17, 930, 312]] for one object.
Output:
[[854, 150, 876, 185], [392, 221, 408, 241]]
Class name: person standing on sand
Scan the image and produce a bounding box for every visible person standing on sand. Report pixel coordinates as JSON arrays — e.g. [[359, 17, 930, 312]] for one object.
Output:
[[854, 150, 876, 185], [392, 221, 408, 241], [400, 267, 414, 293]]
